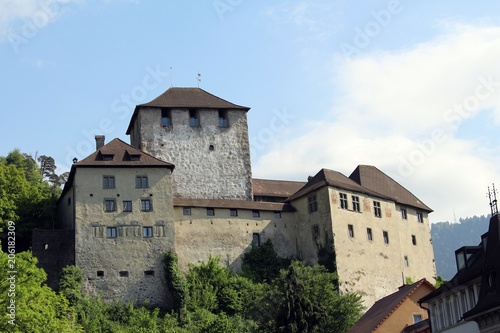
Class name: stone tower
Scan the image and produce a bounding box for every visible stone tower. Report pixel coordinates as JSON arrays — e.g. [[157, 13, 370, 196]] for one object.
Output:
[[126, 87, 253, 200]]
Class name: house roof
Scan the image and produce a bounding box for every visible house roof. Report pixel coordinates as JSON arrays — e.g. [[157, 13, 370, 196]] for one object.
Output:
[[347, 279, 435, 333], [252, 179, 306, 198], [463, 214, 500, 320], [173, 198, 295, 212], [400, 319, 430, 333], [286, 168, 392, 202], [349, 165, 432, 212], [59, 138, 174, 202], [126, 87, 249, 134]]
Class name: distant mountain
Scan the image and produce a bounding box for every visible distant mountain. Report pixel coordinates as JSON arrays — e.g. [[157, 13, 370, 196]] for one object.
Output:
[[431, 215, 490, 280]]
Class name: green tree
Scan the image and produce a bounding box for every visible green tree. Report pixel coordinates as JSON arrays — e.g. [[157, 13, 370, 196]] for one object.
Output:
[[59, 265, 83, 306], [241, 239, 291, 283], [0, 250, 81, 332], [164, 252, 188, 321]]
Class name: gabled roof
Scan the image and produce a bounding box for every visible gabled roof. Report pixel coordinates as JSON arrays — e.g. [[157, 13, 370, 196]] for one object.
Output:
[[347, 279, 435, 333], [252, 179, 306, 198], [286, 168, 390, 202], [126, 87, 249, 134], [59, 138, 174, 202], [75, 138, 174, 168], [349, 165, 432, 212]]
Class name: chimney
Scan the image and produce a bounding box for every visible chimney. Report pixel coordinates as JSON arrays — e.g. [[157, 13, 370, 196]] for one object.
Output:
[[95, 135, 105, 150]]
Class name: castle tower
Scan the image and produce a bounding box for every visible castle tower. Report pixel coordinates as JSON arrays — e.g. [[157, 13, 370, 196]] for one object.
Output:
[[126, 87, 253, 200]]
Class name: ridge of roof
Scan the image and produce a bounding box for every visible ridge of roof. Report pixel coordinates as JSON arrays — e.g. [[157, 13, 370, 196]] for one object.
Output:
[[252, 178, 307, 198], [126, 87, 249, 134], [349, 165, 432, 212]]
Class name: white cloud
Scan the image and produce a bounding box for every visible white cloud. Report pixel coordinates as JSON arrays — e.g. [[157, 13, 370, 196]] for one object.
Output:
[[253, 23, 500, 223]]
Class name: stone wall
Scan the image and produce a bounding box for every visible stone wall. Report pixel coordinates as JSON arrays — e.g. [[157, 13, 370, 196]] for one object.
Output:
[[133, 107, 253, 200]]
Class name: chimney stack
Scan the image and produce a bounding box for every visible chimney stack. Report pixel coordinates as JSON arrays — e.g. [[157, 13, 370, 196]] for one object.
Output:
[[95, 135, 105, 150]]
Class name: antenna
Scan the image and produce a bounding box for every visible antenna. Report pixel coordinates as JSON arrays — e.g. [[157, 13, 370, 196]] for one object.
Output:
[[197, 72, 201, 88], [487, 183, 498, 216]]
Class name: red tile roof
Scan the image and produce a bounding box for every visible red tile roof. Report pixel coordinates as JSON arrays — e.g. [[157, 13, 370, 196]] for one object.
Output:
[[126, 87, 249, 134], [252, 179, 306, 198], [347, 279, 435, 333]]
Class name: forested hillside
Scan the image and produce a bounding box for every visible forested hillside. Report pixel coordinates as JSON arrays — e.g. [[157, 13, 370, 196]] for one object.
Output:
[[431, 215, 490, 280]]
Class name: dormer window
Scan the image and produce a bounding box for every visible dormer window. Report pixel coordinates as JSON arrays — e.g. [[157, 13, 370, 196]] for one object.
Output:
[[218, 110, 228, 128], [189, 109, 199, 127], [129, 154, 141, 161], [102, 154, 114, 161], [161, 109, 171, 126]]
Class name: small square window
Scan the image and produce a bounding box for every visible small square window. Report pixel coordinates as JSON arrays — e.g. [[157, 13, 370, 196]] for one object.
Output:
[[252, 210, 260, 218], [103, 176, 115, 189], [412, 235, 417, 245], [348, 224, 354, 238], [230, 208, 238, 217], [123, 201, 132, 212], [308, 195, 318, 213], [104, 199, 116, 212], [383, 231, 389, 244], [274, 211, 282, 219], [97, 270, 104, 277], [340, 193, 348, 209], [189, 109, 199, 127], [141, 199, 152, 212], [401, 208, 407, 220], [352, 196, 360, 212], [417, 212, 424, 223], [144, 270, 155, 276], [143, 226, 153, 238], [183, 207, 191, 216], [106, 227, 117, 238], [67, 197, 71, 206], [218, 110, 229, 128], [404, 255, 409, 267], [367, 228, 373, 241], [413, 314, 423, 323], [136, 176, 148, 188], [161, 109, 171, 126], [119, 271, 129, 277], [373, 201, 382, 217], [207, 208, 215, 216]]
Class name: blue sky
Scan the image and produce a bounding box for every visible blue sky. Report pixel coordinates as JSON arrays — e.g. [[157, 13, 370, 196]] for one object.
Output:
[[2, 0, 500, 224]]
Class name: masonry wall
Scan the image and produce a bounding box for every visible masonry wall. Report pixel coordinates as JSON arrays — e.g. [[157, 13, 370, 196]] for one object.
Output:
[[133, 107, 253, 200], [73, 167, 175, 308], [328, 187, 436, 309], [173, 206, 297, 272]]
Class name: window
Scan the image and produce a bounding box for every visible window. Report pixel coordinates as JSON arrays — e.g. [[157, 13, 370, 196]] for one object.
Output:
[[252, 233, 261, 247], [312, 225, 320, 240], [404, 255, 409, 267], [373, 201, 382, 217], [97, 270, 104, 278], [230, 208, 238, 217], [102, 154, 114, 161], [401, 208, 407, 219], [340, 193, 348, 209], [367, 228, 373, 241], [161, 109, 171, 126], [460, 290, 467, 313], [413, 314, 423, 323], [274, 211, 282, 218], [123, 201, 132, 212], [104, 199, 116, 212], [141, 199, 152, 212], [103, 176, 115, 189], [348, 224, 354, 238], [252, 210, 260, 218], [383, 231, 389, 244], [218, 110, 228, 127], [119, 271, 129, 277], [207, 208, 215, 216], [189, 109, 199, 127], [308, 195, 318, 213], [67, 197, 71, 206], [106, 227, 117, 238], [468, 286, 476, 308], [136, 176, 148, 188], [417, 212, 424, 223], [412, 235, 417, 245], [143, 226, 153, 238], [352, 196, 360, 212], [183, 207, 191, 216], [144, 270, 155, 276]]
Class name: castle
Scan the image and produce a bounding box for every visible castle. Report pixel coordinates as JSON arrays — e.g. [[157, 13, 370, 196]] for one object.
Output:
[[34, 87, 436, 309]]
